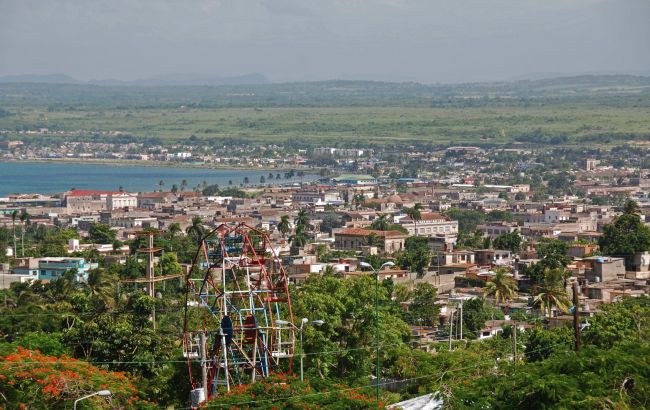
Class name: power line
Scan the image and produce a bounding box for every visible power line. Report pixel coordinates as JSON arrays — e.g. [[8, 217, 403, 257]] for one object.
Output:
[[176, 341, 576, 409]]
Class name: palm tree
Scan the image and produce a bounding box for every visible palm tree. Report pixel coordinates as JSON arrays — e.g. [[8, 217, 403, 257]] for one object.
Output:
[[11, 210, 18, 259], [278, 215, 291, 238], [370, 213, 390, 231], [243, 176, 250, 185], [404, 203, 423, 236], [180, 179, 188, 191], [168, 222, 181, 238], [19, 211, 29, 258], [483, 268, 518, 305], [295, 209, 310, 229], [290, 227, 309, 248], [365, 233, 382, 248], [186, 216, 206, 244], [85, 268, 117, 309], [534, 268, 571, 317], [352, 194, 365, 209]]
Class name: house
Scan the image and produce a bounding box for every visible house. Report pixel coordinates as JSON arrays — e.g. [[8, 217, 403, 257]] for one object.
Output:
[[581, 256, 625, 283], [332, 174, 377, 185], [107, 193, 138, 210], [334, 228, 407, 253], [65, 189, 121, 212], [478, 222, 519, 240], [475, 249, 512, 267], [398, 212, 458, 237], [13, 257, 98, 282]]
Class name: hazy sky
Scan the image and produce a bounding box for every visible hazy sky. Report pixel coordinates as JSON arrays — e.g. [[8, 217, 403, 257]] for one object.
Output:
[[1, 0, 649, 83]]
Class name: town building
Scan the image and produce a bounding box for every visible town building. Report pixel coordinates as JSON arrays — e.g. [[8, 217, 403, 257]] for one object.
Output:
[[398, 212, 458, 237], [334, 228, 407, 253], [12, 257, 98, 282]]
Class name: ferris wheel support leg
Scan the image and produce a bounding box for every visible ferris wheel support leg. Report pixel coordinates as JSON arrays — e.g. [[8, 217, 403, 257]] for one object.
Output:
[[220, 330, 231, 392], [251, 337, 258, 383], [199, 332, 208, 399]]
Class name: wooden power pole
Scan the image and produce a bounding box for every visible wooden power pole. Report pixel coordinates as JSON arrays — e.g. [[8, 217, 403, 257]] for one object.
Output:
[[573, 281, 581, 352]]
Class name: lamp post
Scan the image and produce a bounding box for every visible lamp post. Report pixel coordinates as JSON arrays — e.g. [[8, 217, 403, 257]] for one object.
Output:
[[73, 390, 111, 410], [359, 260, 395, 402], [276, 318, 324, 382]]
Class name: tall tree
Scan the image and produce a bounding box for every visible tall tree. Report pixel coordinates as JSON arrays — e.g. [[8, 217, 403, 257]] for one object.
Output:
[[483, 268, 518, 305], [404, 203, 424, 236], [295, 209, 310, 229], [19, 211, 29, 258], [365, 233, 382, 248], [11, 209, 18, 259], [185, 216, 205, 244], [408, 283, 440, 326], [623, 199, 641, 215], [534, 268, 571, 317], [88, 223, 117, 244], [167, 222, 181, 238], [277, 215, 291, 238], [493, 230, 522, 253], [599, 213, 650, 256], [370, 213, 390, 231], [290, 225, 310, 248]]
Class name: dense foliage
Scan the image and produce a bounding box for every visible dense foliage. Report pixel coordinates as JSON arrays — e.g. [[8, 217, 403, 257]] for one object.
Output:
[[0, 347, 156, 409]]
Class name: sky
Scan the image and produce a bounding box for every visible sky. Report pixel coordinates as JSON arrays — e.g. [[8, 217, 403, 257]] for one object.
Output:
[[1, 0, 649, 84]]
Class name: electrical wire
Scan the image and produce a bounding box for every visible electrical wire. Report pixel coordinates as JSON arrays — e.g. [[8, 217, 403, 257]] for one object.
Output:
[[174, 340, 576, 409]]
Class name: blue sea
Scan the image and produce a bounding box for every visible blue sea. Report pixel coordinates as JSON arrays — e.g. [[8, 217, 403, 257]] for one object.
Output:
[[0, 161, 311, 196]]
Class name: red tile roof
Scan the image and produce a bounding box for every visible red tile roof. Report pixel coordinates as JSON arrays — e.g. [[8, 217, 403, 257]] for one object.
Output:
[[337, 228, 406, 237], [66, 189, 122, 197]]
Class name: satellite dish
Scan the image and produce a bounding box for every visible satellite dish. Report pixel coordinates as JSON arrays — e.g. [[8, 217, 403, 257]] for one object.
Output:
[[221, 316, 233, 346]]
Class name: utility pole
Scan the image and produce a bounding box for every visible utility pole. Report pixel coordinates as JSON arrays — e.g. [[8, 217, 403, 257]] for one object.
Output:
[[460, 299, 463, 340], [199, 332, 208, 399], [573, 281, 581, 352], [512, 320, 517, 365], [448, 310, 454, 350]]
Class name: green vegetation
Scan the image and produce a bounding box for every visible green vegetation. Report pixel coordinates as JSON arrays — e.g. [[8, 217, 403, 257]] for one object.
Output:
[[599, 204, 650, 256], [1, 76, 650, 148], [451, 296, 650, 409]]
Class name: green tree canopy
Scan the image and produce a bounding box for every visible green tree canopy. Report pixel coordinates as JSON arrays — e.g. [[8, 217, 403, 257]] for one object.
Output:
[[599, 213, 650, 256], [88, 223, 117, 244], [493, 230, 522, 253]]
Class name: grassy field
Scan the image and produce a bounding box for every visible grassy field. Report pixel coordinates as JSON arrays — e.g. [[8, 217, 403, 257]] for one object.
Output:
[[1, 77, 649, 147], [2, 105, 650, 146]]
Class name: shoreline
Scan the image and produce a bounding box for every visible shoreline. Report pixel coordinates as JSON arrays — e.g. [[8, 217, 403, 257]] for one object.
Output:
[[0, 157, 313, 172]]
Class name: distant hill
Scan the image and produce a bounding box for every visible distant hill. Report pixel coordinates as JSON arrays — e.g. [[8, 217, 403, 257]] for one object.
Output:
[[0, 73, 269, 86], [90, 73, 269, 86], [0, 74, 79, 84], [0, 74, 648, 109]]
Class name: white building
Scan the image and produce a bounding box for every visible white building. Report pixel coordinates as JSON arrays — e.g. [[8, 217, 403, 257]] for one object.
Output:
[[398, 212, 458, 237], [107, 193, 138, 210]]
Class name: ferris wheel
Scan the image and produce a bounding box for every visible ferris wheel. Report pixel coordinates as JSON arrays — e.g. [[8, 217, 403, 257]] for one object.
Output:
[[182, 223, 295, 405]]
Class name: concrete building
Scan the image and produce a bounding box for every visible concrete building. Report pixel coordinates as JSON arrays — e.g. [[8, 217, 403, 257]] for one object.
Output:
[[475, 249, 512, 267], [398, 212, 458, 237], [65, 190, 120, 212], [334, 228, 406, 254], [107, 193, 138, 210], [478, 222, 519, 240], [582, 256, 625, 283], [13, 257, 98, 282]]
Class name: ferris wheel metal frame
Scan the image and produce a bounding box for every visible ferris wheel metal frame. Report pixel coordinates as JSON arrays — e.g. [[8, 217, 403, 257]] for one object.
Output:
[[182, 222, 295, 401]]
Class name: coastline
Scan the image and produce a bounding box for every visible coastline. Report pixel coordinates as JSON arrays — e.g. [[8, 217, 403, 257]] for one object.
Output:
[[0, 157, 312, 172]]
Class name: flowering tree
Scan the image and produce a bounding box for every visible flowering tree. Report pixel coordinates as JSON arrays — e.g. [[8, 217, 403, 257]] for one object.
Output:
[[0, 347, 156, 409], [203, 373, 386, 409]]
